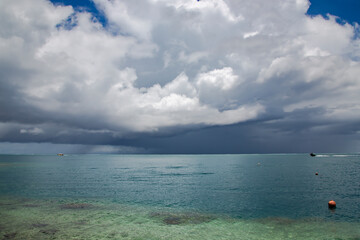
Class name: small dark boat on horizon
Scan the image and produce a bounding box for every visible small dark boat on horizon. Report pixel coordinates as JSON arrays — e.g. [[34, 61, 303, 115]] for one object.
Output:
[[310, 153, 316, 157]]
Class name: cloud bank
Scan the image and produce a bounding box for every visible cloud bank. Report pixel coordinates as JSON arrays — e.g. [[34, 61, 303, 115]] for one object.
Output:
[[0, 0, 359, 153]]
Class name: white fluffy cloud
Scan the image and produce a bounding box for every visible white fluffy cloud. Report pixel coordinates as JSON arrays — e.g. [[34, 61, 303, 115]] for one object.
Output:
[[0, 0, 360, 150], [103, 68, 263, 131], [196, 67, 239, 90]]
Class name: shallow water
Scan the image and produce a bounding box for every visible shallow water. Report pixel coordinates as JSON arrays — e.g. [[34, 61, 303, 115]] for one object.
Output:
[[0, 154, 359, 239]]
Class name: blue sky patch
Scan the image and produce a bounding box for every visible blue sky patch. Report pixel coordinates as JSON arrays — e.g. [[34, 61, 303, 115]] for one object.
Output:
[[50, 0, 108, 27], [307, 0, 360, 25]]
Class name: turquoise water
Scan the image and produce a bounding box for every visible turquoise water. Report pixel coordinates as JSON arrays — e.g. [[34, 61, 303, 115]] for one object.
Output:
[[0, 154, 359, 239]]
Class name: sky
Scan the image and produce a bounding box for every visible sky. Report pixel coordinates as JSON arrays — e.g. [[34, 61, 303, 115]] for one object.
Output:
[[0, 0, 360, 154]]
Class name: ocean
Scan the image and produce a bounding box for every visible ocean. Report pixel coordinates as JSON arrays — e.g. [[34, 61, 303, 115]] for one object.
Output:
[[0, 154, 359, 239]]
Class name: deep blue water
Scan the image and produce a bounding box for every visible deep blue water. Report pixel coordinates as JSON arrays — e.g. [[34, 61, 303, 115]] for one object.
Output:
[[0, 154, 359, 222]]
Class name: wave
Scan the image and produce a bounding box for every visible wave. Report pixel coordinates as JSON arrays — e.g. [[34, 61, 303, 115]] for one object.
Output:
[[165, 166, 186, 169], [160, 172, 215, 176]]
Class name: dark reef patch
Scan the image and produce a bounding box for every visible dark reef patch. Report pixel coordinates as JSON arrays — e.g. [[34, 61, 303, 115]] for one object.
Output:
[[23, 204, 41, 208], [255, 217, 297, 226], [60, 203, 94, 210], [39, 229, 58, 235], [150, 212, 216, 225], [2, 232, 16, 240], [31, 223, 49, 228], [120, 232, 129, 237]]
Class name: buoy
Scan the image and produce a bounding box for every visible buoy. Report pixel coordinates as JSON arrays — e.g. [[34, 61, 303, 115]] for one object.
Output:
[[328, 200, 336, 209], [315, 172, 318, 175]]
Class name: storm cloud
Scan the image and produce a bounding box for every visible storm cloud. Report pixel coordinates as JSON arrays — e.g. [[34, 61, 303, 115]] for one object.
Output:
[[0, 0, 359, 153]]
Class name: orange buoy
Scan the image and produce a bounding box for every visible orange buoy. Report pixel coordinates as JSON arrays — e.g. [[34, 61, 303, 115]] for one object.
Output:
[[315, 172, 318, 175], [328, 200, 336, 209]]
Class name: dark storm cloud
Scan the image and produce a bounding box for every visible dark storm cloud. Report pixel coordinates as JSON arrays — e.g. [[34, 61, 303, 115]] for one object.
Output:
[[0, 62, 45, 124]]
